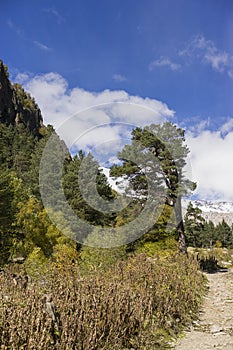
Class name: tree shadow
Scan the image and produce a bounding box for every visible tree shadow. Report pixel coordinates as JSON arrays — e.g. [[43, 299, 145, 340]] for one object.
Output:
[[198, 255, 228, 274]]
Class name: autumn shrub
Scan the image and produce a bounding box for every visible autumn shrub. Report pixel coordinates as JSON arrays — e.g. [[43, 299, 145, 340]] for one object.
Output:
[[135, 237, 179, 258], [0, 253, 206, 349], [212, 247, 233, 266]]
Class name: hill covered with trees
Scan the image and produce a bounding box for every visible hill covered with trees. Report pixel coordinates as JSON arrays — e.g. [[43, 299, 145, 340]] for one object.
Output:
[[0, 60, 221, 349], [0, 60, 117, 267], [0, 59, 200, 266], [2, 59, 231, 267]]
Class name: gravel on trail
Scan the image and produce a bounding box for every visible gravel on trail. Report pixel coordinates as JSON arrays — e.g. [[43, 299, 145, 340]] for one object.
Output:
[[174, 268, 233, 350]]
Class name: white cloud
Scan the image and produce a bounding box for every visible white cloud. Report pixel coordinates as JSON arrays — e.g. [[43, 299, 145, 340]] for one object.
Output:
[[7, 19, 24, 36], [180, 34, 233, 77], [18, 71, 174, 163], [33, 41, 52, 51], [187, 122, 233, 201], [220, 118, 233, 135], [187, 118, 211, 136], [204, 51, 229, 72], [7, 18, 52, 52], [20, 71, 174, 124], [43, 8, 65, 24], [149, 57, 181, 71], [14, 73, 31, 84], [112, 74, 127, 82]]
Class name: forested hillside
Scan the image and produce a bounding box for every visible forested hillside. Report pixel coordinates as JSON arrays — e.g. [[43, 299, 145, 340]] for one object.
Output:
[[0, 60, 116, 266], [0, 61, 227, 349], [0, 60, 186, 265], [1, 59, 232, 266]]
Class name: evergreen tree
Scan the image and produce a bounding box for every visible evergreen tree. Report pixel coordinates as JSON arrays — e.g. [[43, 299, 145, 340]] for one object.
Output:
[[111, 122, 195, 253], [202, 220, 216, 248], [0, 170, 15, 264], [215, 219, 233, 248], [12, 124, 37, 181], [184, 202, 205, 247], [0, 123, 14, 168], [63, 152, 116, 228], [26, 125, 55, 197]]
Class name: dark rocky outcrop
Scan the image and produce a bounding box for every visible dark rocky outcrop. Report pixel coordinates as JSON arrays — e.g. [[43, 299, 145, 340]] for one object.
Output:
[[0, 60, 43, 137]]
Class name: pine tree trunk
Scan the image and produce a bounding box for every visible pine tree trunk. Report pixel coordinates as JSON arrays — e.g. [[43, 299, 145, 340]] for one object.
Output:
[[175, 196, 187, 254]]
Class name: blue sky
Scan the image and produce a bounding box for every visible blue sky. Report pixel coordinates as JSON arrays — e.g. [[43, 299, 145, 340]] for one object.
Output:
[[1, 0, 233, 200], [2, 0, 233, 123]]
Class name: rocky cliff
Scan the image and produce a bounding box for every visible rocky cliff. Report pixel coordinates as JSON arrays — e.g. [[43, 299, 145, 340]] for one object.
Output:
[[0, 60, 43, 137]]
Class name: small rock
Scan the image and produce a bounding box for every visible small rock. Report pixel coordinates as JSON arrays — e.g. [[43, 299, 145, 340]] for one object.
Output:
[[210, 325, 223, 334]]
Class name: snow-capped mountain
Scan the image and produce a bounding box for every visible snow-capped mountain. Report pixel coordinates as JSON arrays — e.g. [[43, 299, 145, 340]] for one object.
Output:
[[191, 200, 233, 214], [183, 199, 233, 225]]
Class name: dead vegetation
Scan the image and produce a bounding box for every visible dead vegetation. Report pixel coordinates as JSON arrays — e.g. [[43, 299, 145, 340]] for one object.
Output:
[[0, 253, 206, 349]]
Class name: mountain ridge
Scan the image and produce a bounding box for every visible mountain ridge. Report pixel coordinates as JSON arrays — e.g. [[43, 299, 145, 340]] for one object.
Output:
[[183, 199, 233, 226]]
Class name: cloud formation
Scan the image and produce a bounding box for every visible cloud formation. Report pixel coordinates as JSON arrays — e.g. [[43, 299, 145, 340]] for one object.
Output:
[[180, 34, 233, 78], [149, 57, 181, 71], [187, 119, 233, 201], [7, 19, 24, 36], [149, 35, 233, 80], [112, 74, 127, 82], [18, 72, 174, 164], [43, 8, 65, 24], [7, 18, 52, 52], [33, 40, 52, 51]]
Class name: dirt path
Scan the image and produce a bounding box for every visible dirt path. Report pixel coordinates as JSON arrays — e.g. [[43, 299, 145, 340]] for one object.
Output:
[[174, 268, 233, 350]]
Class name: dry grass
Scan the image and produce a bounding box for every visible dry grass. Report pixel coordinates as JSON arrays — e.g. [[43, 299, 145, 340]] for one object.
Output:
[[0, 253, 206, 349]]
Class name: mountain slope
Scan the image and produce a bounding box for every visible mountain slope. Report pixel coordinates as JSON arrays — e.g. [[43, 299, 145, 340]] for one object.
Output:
[[0, 60, 43, 137], [183, 200, 233, 225]]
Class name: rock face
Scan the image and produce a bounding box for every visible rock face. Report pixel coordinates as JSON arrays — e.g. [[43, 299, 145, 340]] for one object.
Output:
[[200, 211, 233, 226], [0, 60, 43, 137]]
